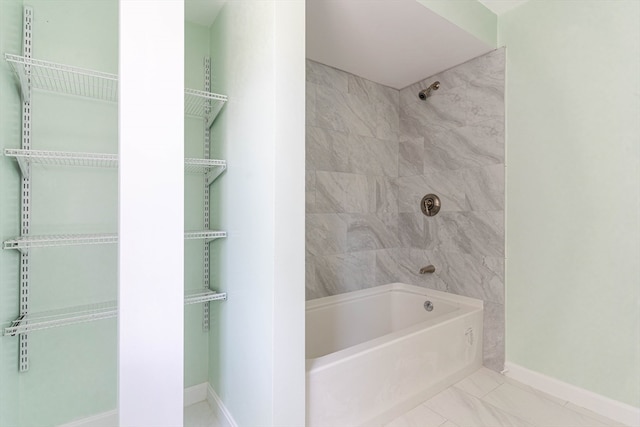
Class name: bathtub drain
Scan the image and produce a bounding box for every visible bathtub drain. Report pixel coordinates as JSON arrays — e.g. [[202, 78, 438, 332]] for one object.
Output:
[[423, 300, 433, 312]]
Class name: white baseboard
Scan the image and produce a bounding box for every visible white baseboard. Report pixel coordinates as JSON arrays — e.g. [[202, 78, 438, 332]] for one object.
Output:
[[504, 362, 640, 427], [58, 410, 118, 427], [58, 382, 211, 427], [207, 384, 238, 427]]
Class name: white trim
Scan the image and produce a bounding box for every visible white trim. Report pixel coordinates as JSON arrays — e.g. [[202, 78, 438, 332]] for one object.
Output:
[[207, 384, 239, 427], [58, 383, 209, 427], [118, 1, 184, 425], [504, 362, 640, 427], [58, 411, 118, 427]]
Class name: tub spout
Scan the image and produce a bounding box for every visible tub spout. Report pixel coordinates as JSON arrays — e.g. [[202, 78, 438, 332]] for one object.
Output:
[[419, 265, 436, 274]]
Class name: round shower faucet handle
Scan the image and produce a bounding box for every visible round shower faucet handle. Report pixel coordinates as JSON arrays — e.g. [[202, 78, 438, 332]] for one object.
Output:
[[420, 194, 441, 216]]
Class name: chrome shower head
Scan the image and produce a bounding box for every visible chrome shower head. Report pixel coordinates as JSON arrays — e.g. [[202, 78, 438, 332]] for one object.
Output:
[[418, 81, 440, 100]]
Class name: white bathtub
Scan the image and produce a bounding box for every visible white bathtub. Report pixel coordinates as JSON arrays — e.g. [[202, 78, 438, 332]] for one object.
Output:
[[306, 283, 483, 426]]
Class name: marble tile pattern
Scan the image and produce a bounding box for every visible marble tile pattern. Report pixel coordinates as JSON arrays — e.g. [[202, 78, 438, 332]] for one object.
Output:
[[306, 51, 506, 370], [397, 49, 506, 371], [184, 369, 619, 427], [184, 401, 220, 427], [306, 59, 401, 300], [382, 368, 619, 427]]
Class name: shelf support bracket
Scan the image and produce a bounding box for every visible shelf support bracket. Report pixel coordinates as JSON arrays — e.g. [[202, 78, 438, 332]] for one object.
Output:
[[14, 156, 30, 179], [14, 64, 30, 103], [204, 164, 226, 187]]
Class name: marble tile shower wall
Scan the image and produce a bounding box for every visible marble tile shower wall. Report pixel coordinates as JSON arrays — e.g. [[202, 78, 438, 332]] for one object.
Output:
[[306, 49, 505, 370], [398, 48, 505, 371], [306, 59, 401, 299]]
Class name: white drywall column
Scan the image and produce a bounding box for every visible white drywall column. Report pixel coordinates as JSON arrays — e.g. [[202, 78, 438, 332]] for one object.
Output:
[[118, 1, 184, 426], [273, 0, 306, 424]]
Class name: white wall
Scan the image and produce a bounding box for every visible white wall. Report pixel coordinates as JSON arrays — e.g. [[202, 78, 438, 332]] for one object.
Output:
[[208, 1, 306, 425], [272, 2, 306, 424], [119, 1, 184, 425]]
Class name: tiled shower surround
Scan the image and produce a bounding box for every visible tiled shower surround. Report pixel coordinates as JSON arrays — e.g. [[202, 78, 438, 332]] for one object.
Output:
[[305, 49, 505, 370]]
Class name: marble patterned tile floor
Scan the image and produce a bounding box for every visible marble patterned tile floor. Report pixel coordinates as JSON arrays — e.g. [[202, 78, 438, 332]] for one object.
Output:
[[183, 368, 622, 427], [385, 368, 623, 427], [184, 400, 220, 427]]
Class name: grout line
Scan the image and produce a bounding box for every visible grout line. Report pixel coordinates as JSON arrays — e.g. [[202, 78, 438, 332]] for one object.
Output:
[[429, 384, 534, 427], [389, 370, 623, 427]]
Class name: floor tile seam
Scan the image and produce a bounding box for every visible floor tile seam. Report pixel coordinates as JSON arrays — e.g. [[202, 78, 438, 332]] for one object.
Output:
[[421, 399, 450, 423], [500, 378, 570, 407], [420, 402, 453, 427], [479, 382, 609, 427], [483, 381, 556, 406], [452, 380, 501, 399], [435, 417, 452, 427], [411, 400, 452, 427], [473, 385, 545, 426], [560, 401, 619, 426], [424, 385, 534, 427]]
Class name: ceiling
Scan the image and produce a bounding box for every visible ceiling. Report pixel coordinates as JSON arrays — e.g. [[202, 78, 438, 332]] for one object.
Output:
[[186, 0, 530, 90], [185, 0, 225, 27], [306, 0, 494, 89], [478, 0, 529, 15]]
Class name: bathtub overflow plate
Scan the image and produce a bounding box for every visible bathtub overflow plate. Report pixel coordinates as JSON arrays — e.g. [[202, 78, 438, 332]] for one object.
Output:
[[424, 300, 434, 312]]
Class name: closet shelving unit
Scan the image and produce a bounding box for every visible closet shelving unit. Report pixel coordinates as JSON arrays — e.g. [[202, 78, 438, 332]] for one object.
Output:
[[4, 148, 227, 184], [2, 7, 228, 370], [4, 288, 227, 337], [3, 231, 226, 252]]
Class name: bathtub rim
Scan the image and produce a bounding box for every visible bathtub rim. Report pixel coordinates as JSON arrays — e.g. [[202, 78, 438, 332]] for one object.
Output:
[[306, 283, 482, 312], [306, 283, 483, 372]]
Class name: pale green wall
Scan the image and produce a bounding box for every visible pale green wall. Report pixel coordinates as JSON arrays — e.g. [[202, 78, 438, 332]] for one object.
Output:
[[183, 20, 213, 389], [208, 3, 277, 422], [1, 1, 119, 425], [2, 2, 216, 425], [0, 8, 216, 426], [417, 0, 497, 47], [500, 0, 640, 407], [207, 1, 306, 424], [0, 1, 24, 426]]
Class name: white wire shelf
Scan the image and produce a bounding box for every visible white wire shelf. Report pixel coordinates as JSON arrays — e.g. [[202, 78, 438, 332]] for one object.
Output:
[[4, 149, 226, 183], [184, 288, 227, 305], [3, 302, 117, 336], [3, 289, 227, 335], [5, 53, 118, 102], [184, 158, 227, 185], [5, 54, 227, 124], [4, 230, 226, 252], [184, 230, 227, 243], [3, 233, 118, 252], [185, 88, 227, 128], [4, 148, 117, 176]]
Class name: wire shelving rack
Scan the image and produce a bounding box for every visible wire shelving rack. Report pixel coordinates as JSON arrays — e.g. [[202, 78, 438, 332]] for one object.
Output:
[[4, 149, 227, 184], [3, 20, 228, 369], [185, 88, 228, 128], [5, 53, 227, 125], [5, 53, 118, 102], [3, 288, 227, 336], [3, 230, 226, 252]]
